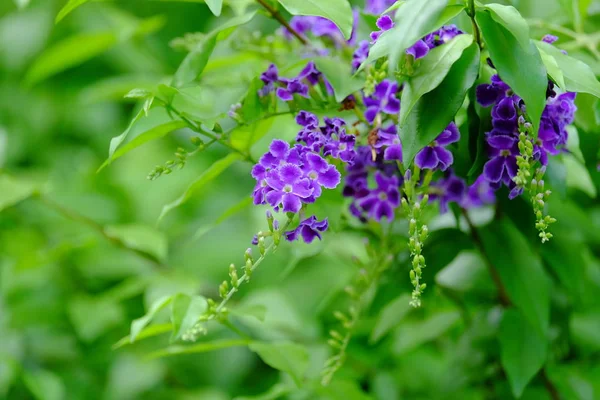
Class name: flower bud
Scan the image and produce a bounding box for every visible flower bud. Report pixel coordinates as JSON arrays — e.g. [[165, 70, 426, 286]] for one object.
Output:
[[266, 210, 274, 232], [229, 264, 239, 287]]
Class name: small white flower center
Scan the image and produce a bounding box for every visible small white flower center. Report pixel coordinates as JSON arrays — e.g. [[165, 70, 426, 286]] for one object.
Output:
[[283, 184, 293, 193]]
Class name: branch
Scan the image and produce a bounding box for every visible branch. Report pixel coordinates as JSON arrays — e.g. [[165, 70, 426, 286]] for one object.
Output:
[[467, 0, 483, 50], [256, 0, 309, 45]]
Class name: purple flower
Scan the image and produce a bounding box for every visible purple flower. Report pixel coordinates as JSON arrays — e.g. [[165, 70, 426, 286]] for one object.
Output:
[[374, 123, 402, 161], [298, 61, 322, 85], [491, 96, 519, 133], [483, 134, 519, 186], [462, 175, 496, 208], [264, 164, 314, 213], [352, 40, 370, 72], [364, 80, 401, 123], [296, 110, 319, 128], [406, 40, 430, 59], [356, 172, 400, 221], [323, 131, 357, 163], [302, 152, 341, 200], [414, 122, 460, 171], [430, 171, 466, 213], [284, 215, 329, 243], [259, 64, 280, 96], [542, 34, 559, 44], [476, 74, 511, 106], [364, 0, 396, 15], [370, 15, 394, 43], [282, 10, 359, 47], [276, 79, 309, 101]]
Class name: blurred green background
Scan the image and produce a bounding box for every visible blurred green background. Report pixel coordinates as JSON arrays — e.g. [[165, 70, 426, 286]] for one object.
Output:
[[1, 0, 600, 399]]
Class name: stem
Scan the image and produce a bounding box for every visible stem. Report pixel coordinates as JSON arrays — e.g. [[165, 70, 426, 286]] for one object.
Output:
[[461, 208, 511, 306], [467, 0, 483, 49], [212, 217, 294, 317], [37, 195, 165, 268], [255, 0, 308, 45], [461, 208, 560, 399]]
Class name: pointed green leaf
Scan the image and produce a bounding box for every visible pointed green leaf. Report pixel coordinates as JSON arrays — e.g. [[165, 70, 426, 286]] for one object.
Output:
[[249, 342, 309, 387], [393, 311, 460, 355], [55, 0, 90, 22], [104, 224, 169, 263], [476, 10, 547, 132], [388, 0, 449, 71], [147, 339, 250, 359], [479, 218, 550, 335], [400, 43, 479, 166], [0, 175, 38, 212], [159, 153, 242, 221], [24, 32, 118, 86], [535, 41, 600, 98], [370, 294, 412, 343], [400, 34, 473, 126], [206, 0, 223, 16], [500, 309, 548, 398], [170, 294, 208, 342], [113, 323, 173, 349], [130, 295, 173, 342], [314, 58, 364, 102], [172, 36, 217, 88], [538, 47, 566, 91], [484, 4, 531, 48], [276, 0, 354, 40], [192, 197, 253, 240]]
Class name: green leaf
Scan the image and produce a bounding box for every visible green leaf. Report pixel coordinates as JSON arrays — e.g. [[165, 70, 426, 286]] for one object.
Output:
[[130, 295, 173, 342], [192, 197, 253, 240], [388, 0, 449, 71], [68, 296, 124, 342], [499, 309, 548, 398], [230, 303, 268, 322], [570, 312, 600, 352], [476, 10, 547, 132], [112, 323, 173, 349], [484, 4, 531, 48], [0, 174, 38, 212], [314, 58, 364, 102], [399, 34, 473, 126], [370, 294, 412, 343], [535, 41, 600, 98], [206, 0, 223, 16], [538, 46, 566, 91], [479, 218, 550, 335], [249, 342, 309, 387], [172, 36, 217, 88], [229, 117, 276, 152], [24, 32, 118, 86], [159, 153, 242, 222], [99, 119, 186, 172], [435, 251, 495, 294], [276, 0, 354, 40], [104, 224, 169, 263], [55, 0, 90, 22], [393, 311, 460, 355], [105, 108, 145, 166], [564, 154, 597, 198], [234, 383, 293, 400], [147, 339, 250, 359], [400, 42, 480, 166], [170, 294, 208, 342], [23, 370, 65, 400], [13, 0, 30, 9]]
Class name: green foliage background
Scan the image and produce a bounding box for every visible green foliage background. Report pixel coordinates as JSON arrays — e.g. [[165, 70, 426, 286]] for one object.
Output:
[[1, 0, 600, 399]]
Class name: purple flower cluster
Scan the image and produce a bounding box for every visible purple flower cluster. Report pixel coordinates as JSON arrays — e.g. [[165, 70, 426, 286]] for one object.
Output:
[[252, 112, 357, 215], [285, 215, 329, 243], [364, 79, 401, 123], [429, 170, 496, 213], [476, 74, 576, 195], [414, 122, 460, 171], [407, 25, 464, 59], [282, 10, 359, 47], [258, 62, 332, 101]]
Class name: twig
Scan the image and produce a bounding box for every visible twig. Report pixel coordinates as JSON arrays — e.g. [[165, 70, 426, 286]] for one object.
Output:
[[37, 195, 165, 268], [541, 368, 561, 400], [467, 0, 483, 50], [255, 0, 308, 45]]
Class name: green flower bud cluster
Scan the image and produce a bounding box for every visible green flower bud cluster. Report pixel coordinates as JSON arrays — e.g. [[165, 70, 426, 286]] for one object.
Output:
[[513, 124, 556, 243], [530, 171, 556, 243], [322, 242, 393, 385], [402, 195, 429, 308], [181, 321, 208, 342], [169, 32, 206, 52], [364, 60, 389, 97], [147, 137, 206, 180]]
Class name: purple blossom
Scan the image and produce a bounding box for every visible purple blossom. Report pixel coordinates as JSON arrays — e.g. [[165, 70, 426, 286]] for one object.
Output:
[[462, 175, 496, 208], [323, 131, 357, 163], [276, 79, 309, 101], [370, 15, 394, 43], [284, 216, 329, 243], [302, 152, 342, 200], [476, 74, 511, 106], [365, 0, 396, 14], [374, 123, 402, 161], [430, 171, 466, 213], [364, 80, 401, 123], [407, 25, 464, 60], [538, 92, 576, 155], [414, 122, 460, 171], [264, 164, 314, 213], [542, 34, 559, 44], [483, 134, 519, 186], [491, 96, 519, 133], [406, 40, 430, 59], [282, 10, 359, 46], [356, 172, 400, 221], [352, 40, 370, 72]]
